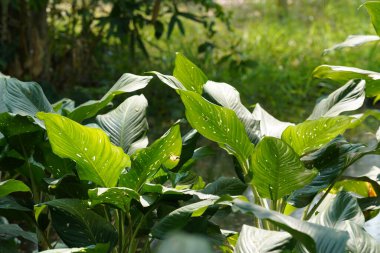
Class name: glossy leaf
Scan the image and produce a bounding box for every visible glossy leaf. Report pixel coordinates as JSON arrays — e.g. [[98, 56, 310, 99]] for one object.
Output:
[[149, 71, 185, 90], [96, 95, 148, 154], [1, 77, 53, 117], [173, 52, 207, 94], [324, 35, 380, 53], [37, 112, 130, 187], [281, 116, 355, 156], [251, 137, 317, 200], [252, 104, 294, 139], [288, 136, 371, 208], [68, 74, 152, 122], [44, 199, 117, 248], [0, 179, 30, 198], [235, 224, 292, 253], [179, 90, 254, 176], [119, 124, 181, 190], [312, 65, 380, 97], [232, 199, 349, 253], [343, 221, 380, 253], [308, 79, 365, 120], [203, 81, 260, 143], [201, 177, 247, 196], [88, 187, 139, 212]]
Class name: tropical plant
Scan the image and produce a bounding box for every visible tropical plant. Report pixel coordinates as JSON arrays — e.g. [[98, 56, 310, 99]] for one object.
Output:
[[0, 49, 379, 252]]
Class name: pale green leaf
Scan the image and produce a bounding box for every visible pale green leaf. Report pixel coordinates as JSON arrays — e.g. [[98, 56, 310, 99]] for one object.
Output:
[[96, 95, 148, 154], [365, 1, 380, 36], [343, 221, 380, 253], [88, 187, 140, 212], [0, 179, 30, 198], [308, 79, 365, 120], [39, 244, 109, 253], [281, 116, 355, 156], [324, 35, 380, 53], [235, 225, 292, 253], [37, 112, 130, 187]]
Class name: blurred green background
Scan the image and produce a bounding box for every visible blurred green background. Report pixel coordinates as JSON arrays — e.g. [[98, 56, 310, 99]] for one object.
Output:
[[1, 0, 378, 126]]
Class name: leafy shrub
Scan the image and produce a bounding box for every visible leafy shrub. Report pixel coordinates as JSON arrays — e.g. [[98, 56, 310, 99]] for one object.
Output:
[[0, 49, 379, 252]]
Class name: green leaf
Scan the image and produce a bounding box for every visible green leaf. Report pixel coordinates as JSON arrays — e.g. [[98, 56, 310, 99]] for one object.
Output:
[[252, 104, 294, 139], [235, 224, 292, 253], [288, 136, 371, 208], [324, 35, 380, 53], [1, 77, 53, 116], [310, 191, 365, 226], [365, 1, 380, 36], [201, 177, 247, 196], [0, 196, 32, 211], [96, 95, 148, 154], [251, 137, 317, 200], [312, 65, 380, 97], [44, 199, 117, 249], [0, 80, 7, 113], [0, 113, 42, 137], [179, 90, 254, 177], [232, 199, 349, 253], [152, 199, 215, 238], [343, 221, 380, 253], [281, 116, 355, 156], [308, 79, 365, 120], [0, 224, 37, 244], [119, 124, 181, 190], [0, 179, 30, 198], [157, 233, 213, 253], [203, 81, 260, 143], [88, 187, 140, 212], [39, 244, 109, 253], [68, 74, 152, 122], [149, 71, 185, 90], [37, 112, 130, 187], [173, 52, 207, 94], [172, 129, 200, 171]]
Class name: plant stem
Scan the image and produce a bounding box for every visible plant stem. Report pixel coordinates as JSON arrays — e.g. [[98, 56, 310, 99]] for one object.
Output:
[[118, 210, 124, 253], [305, 182, 336, 220]]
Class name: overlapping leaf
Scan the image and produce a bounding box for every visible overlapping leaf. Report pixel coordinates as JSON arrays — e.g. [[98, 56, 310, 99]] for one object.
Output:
[[308, 79, 365, 120], [119, 124, 182, 190], [251, 137, 317, 200], [281, 116, 355, 156], [88, 187, 140, 212], [96, 95, 148, 154], [179, 90, 254, 176], [0, 179, 30, 198], [203, 81, 260, 143], [37, 113, 130, 187], [68, 74, 152, 122]]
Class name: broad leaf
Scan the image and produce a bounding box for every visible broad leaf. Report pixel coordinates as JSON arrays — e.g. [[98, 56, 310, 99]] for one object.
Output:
[[312, 65, 380, 97], [149, 71, 185, 90], [201, 177, 247, 196], [96, 95, 148, 154], [179, 90, 254, 176], [0, 224, 37, 244], [1, 77, 53, 116], [68, 74, 152, 122], [0, 179, 30, 198], [44, 199, 117, 248], [252, 104, 294, 139], [308, 79, 365, 120], [88, 187, 139, 212], [281, 116, 355, 156], [172, 129, 200, 171], [119, 124, 181, 190], [0, 113, 42, 137], [152, 199, 215, 238], [235, 224, 292, 253], [310, 191, 365, 226], [37, 112, 130, 187], [324, 35, 380, 53], [157, 233, 213, 253], [251, 137, 317, 200], [232, 200, 349, 253], [365, 1, 380, 36], [288, 136, 372, 208], [0, 80, 7, 113], [173, 52, 207, 94], [203, 81, 260, 143]]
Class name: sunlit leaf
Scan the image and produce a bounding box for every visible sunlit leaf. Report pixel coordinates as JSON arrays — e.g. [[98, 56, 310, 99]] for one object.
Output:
[[324, 35, 380, 53], [365, 1, 380, 36], [0, 179, 30, 198], [88, 187, 139, 212]]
